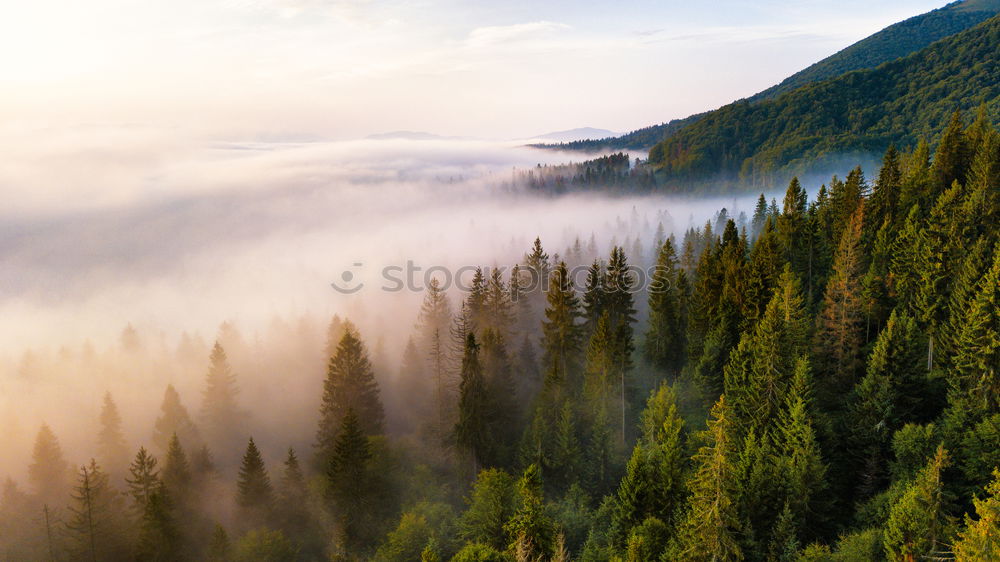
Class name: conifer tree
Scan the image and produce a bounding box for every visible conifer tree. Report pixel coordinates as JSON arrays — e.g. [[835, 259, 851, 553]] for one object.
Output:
[[953, 469, 1000, 560], [276, 448, 319, 556], [460, 469, 516, 551], [669, 397, 743, 562], [125, 447, 161, 514], [540, 262, 583, 393], [200, 342, 245, 457], [484, 268, 514, 339], [236, 437, 274, 529], [96, 391, 129, 484], [751, 194, 769, 239], [774, 358, 827, 542], [950, 245, 1000, 412], [65, 460, 127, 562], [645, 238, 685, 375], [28, 423, 70, 506], [503, 464, 555, 557], [324, 314, 346, 361], [814, 203, 866, 398], [208, 524, 232, 562], [868, 145, 903, 235], [724, 266, 810, 437], [889, 206, 923, 309], [848, 310, 929, 499], [480, 328, 519, 461], [883, 445, 955, 561], [582, 259, 606, 338], [161, 434, 192, 499], [933, 110, 972, 195], [611, 383, 686, 547], [316, 325, 384, 463], [327, 409, 374, 554], [777, 177, 809, 279], [152, 384, 200, 453], [134, 486, 180, 562], [455, 333, 496, 471]]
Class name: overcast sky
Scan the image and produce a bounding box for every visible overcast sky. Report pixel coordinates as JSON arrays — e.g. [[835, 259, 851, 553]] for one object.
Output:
[[0, 0, 949, 140]]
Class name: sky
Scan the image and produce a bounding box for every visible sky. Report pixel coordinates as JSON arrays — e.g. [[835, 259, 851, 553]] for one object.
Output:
[[0, 0, 950, 141]]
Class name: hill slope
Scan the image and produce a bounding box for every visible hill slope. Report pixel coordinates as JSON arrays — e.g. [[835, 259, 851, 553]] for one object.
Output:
[[647, 14, 1000, 187], [544, 0, 1000, 152], [749, 0, 1000, 101]]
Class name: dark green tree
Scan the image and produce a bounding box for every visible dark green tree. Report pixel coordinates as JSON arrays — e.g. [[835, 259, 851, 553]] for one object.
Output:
[[316, 325, 385, 464]]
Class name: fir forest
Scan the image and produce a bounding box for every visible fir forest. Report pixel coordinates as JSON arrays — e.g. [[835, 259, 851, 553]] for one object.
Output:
[[2, 1, 1000, 562]]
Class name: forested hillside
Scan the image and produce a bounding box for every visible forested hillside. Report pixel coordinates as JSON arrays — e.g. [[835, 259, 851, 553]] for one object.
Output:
[[1, 105, 998, 561], [539, 0, 1000, 159], [647, 15, 1000, 190], [748, 0, 1000, 101]]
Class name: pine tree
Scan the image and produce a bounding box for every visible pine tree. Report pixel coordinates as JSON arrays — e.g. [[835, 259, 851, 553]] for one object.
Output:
[[550, 400, 580, 492], [200, 342, 245, 456], [540, 262, 583, 393], [327, 409, 374, 554], [890, 205, 924, 311], [645, 238, 685, 375], [952, 246, 1000, 412], [455, 333, 496, 471], [751, 194, 769, 239], [315, 324, 384, 463], [774, 359, 827, 543], [28, 423, 69, 506], [276, 448, 318, 555], [932, 110, 972, 195], [161, 434, 192, 499], [814, 203, 867, 399], [503, 464, 555, 557], [125, 447, 161, 514], [582, 259, 607, 338], [65, 460, 127, 562], [96, 392, 129, 484], [324, 314, 347, 361], [417, 277, 453, 351], [484, 268, 514, 338], [777, 177, 809, 280], [883, 445, 955, 561], [134, 486, 180, 562], [611, 383, 686, 547], [953, 469, 1000, 560], [869, 146, 903, 232], [724, 266, 810, 437], [480, 328, 519, 462], [669, 397, 743, 562], [207, 524, 232, 562], [152, 384, 200, 453], [848, 310, 929, 499], [236, 437, 274, 529]]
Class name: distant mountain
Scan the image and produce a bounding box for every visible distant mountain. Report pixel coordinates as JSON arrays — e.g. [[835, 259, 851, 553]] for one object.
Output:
[[527, 127, 619, 143], [542, 0, 1000, 152], [366, 131, 463, 141], [647, 13, 1000, 187]]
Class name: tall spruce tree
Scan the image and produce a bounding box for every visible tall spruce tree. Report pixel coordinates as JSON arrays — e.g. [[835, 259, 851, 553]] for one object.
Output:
[[125, 447, 161, 514], [200, 342, 245, 458], [96, 392, 129, 485], [668, 397, 743, 562], [327, 409, 374, 555], [152, 384, 200, 453], [28, 424, 69, 507], [814, 203, 867, 401], [455, 333, 496, 471], [65, 460, 127, 562], [540, 262, 583, 394], [236, 437, 274, 529], [315, 324, 384, 463], [883, 445, 955, 561], [645, 238, 686, 376], [848, 310, 929, 499]]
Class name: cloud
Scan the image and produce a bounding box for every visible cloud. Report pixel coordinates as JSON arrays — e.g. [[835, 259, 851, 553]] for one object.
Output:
[[464, 20, 570, 48]]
